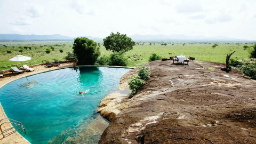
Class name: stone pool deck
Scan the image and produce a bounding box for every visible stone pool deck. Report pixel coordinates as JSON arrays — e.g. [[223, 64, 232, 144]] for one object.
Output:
[[0, 63, 73, 144]]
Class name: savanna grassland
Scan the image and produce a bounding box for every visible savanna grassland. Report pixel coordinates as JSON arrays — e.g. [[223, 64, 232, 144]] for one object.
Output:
[[0, 41, 73, 70], [0, 41, 252, 70]]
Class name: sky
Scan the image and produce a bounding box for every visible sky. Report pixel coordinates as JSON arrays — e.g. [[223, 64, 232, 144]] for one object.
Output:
[[0, 0, 256, 40]]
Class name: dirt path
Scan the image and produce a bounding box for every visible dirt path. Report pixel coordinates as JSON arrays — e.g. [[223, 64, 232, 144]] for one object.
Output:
[[99, 60, 256, 144]]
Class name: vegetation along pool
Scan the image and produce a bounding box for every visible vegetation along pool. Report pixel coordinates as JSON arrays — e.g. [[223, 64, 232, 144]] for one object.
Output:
[[0, 67, 130, 143]]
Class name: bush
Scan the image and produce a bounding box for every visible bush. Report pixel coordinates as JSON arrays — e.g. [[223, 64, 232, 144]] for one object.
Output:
[[59, 49, 63, 53], [149, 53, 161, 62], [128, 76, 145, 95], [233, 58, 256, 79], [19, 50, 23, 53], [96, 55, 109, 65], [243, 45, 249, 50], [250, 44, 256, 58], [6, 50, 12, 53], [137, 66, 151, 80], [65, 52, 76, 60], [45, 48, 51, 54], [212, 44, 218, 48], [50, 46, 54, 51], [230, 58, 243, 67], [109, 53, 127, 66]]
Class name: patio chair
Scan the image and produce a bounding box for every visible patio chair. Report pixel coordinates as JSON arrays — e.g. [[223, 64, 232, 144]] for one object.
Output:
[[0, 70, 4, 78], [11, 67, 24, 73], [23, 65, 34, 72], [184, 59, 189, 65], [45, 61, 53, 68], [172, 56, 179, 64], [52, 60, 60, 66]]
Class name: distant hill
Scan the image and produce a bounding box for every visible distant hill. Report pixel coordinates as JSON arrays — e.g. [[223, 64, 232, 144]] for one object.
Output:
[[129, 34, 253, 42], [0, 34, 253, 43], [0, 34, 105, 42], [0, 34, 74, 41]]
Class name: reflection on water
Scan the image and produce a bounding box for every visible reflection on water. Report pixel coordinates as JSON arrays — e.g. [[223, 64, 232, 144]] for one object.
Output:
[[19, 81, 38, 89]]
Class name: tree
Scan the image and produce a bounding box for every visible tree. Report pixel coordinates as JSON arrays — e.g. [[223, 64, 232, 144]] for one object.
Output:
[[250, 44, 256, 58], [212, 44, 218, 48], [243, 45, 249, 50], [103, 32, 135, 53], [73, 37, 100, 65], [45, 48, 51, 54]]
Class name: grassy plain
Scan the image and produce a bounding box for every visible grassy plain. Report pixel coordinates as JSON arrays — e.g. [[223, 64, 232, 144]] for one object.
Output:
[[0, 41, 252, 70], [0, 41, 73, 70], [101, 43, 251, 67]]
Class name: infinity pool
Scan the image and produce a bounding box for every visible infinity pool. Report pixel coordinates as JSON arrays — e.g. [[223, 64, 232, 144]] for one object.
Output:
[[0, 67, 130, 143]]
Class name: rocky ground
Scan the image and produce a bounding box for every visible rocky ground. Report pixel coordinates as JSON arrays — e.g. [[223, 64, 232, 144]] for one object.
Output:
[[99, 60, 256, 144]]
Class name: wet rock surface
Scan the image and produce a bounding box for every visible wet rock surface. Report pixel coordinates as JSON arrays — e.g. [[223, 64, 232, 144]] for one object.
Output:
[[99, 60, 256, 144]]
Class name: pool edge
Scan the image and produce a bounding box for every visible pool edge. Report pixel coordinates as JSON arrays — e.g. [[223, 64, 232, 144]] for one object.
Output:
[[0, 63, 134, 143]]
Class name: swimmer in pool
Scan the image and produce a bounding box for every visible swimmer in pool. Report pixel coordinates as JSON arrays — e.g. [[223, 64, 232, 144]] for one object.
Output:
[[79, 89, 90, 97]]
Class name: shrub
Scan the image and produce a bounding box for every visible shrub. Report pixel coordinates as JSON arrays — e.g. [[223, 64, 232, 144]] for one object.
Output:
[[137, 66, 151, 80], [212, 44, 218, 48], [233, 58, 256, 79], [65, 52, 76, 60], [243, 45, 249, 50], [50, 46, 54, 51], [96, 55, 110, 65], [229, 58, 243, 67], [250, 44, 256, 58], [128, 76, 145, 95], [59, 49, 63, 53], [149, 53, 161, 62], [45, 48, 51, 54], [19, 50, 23, 53], [108, 53, 127, 66], [6, 50, 12, 53]]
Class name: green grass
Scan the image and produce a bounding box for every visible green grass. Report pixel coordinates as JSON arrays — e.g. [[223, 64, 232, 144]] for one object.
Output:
[[0, 41, 252, 70], [0, 41, 73, 70], [100, 43, 250, 67]]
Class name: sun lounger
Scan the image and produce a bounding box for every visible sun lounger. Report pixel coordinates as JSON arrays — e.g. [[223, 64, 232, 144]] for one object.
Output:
[[45, 61, 53, 68], [11, 67, 24, 73], [184, 59, 189, 65], [52, 60, 60, 66], [23, 65, 34, 72], [0, 70, 4, 77]]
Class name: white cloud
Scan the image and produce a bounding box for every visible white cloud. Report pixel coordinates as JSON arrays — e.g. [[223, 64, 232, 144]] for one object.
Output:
[[189, 14, 206, 20], [176, 0, 203, 14], [27, 6, 42, 18], [205, 13, 232, 24], [71, 0, 87, 14], [10, 20, 31, 26], [239, 4, 248, 13], [0, 0, 255, 40]]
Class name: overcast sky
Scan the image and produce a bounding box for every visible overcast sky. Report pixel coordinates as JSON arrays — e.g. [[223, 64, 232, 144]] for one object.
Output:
[[0, 0, 256, 40]]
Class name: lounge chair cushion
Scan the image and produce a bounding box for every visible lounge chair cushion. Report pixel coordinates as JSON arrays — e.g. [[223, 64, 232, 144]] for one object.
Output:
[[11, 67, 24, 73], [23, 65, 34, 71]]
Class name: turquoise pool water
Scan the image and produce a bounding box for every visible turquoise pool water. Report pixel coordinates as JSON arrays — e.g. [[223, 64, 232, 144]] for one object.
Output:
[[0, 67, 130, 143]]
